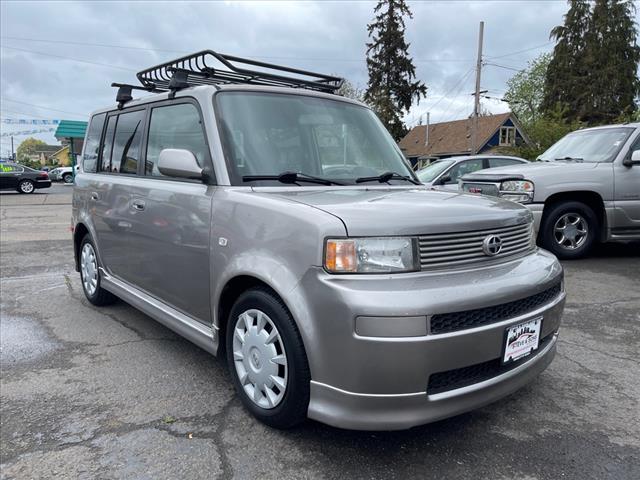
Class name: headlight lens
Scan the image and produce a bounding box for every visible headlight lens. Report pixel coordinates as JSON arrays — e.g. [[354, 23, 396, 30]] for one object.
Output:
[[325, 237, 418, 273], [501, 180, 534, 192], [500, 180, 534, 203]]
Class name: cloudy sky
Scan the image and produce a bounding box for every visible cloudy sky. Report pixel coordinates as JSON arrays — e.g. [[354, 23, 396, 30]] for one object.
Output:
[[0, 0, 593, 154]]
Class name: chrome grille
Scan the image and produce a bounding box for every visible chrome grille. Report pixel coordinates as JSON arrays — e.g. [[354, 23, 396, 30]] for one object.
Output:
[[418, 222, 534, 269]]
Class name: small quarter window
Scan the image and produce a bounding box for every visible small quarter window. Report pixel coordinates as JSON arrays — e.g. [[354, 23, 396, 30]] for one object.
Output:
[[111, 110, 145, 174], [100, 116, 117, 172], [82, 113, 106, 173], [145, 103, 209, 177]]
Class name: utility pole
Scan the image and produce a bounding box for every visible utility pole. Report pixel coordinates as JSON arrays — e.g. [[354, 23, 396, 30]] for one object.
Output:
[[11, 136, 15, 161], [472, 21, 484, 154], [424, 112, 430, 147]]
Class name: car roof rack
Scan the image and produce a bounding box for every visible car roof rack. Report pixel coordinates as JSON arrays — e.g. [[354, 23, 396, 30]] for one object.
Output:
[[135, 50, 344, 94]]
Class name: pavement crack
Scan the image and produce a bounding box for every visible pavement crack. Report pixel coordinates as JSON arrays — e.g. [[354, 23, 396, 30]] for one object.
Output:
[[99, 310, 149, 340], [561, 339, 636, 363]]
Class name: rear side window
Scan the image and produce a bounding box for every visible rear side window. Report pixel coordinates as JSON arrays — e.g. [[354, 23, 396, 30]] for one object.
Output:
[[145, 103, 209, 176], [101, 116, 117, 172], [82, 113, 106, 173], [489, 158, 523, 168], [111, 110, 145, 174]]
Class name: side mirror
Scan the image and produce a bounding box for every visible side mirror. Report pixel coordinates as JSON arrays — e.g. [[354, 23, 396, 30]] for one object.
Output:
[[623, 150, 640, 167], [158, 149, 203, 180], [439, 175, 452, 185]]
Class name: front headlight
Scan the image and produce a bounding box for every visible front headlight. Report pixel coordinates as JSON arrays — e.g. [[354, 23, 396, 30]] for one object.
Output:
[[500, 180, 534, 203], [324, 237, 418, 273]]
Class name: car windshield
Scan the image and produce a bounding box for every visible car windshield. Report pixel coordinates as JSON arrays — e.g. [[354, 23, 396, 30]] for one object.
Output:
[[216, 92, 415, 185], [538, 127, 634, 163], [416, 160, 455, 182]]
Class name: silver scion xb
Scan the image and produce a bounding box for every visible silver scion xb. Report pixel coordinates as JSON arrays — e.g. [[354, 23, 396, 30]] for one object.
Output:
[[72, 51, 565, 430]]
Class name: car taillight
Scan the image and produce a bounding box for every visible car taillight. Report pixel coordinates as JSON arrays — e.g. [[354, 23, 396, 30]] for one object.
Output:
[[38, 173, 49, 179]]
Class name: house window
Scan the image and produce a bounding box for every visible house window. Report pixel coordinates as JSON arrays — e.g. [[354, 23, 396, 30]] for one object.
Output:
[[499, 127, 516, 146]]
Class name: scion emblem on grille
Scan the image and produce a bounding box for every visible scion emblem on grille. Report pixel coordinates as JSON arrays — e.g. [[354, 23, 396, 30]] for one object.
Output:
[[482, 235, 503, 256]]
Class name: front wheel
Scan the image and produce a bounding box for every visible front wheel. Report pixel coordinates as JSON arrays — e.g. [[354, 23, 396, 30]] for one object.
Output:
[[17, 180, 35, 194], [540, 201, 598, 259], [62, 173, 73, 184], [226, 287, 310, 429]]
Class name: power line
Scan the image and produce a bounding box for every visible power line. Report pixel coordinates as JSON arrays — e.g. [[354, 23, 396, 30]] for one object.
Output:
[[486, 41, 554, 60], [1, 99, 87, 116], [1, 45, 137, 72], [408, 66, 475, 127], [1, 35, 474, 64]]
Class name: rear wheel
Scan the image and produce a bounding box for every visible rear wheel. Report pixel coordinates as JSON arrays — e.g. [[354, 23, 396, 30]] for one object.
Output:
[[540, 201, 597, 259], [17, 180, 34, 194], [226, 287, 310, 429], [62, 173, 73, 184], [79, 235, 117, 306]]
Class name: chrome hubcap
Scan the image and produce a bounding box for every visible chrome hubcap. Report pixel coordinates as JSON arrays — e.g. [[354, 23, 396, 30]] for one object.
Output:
[[80, 243, 98, 296], [232, 309, 288, 409], [554, 213, 588, 250], [21, 182, 34, 193]]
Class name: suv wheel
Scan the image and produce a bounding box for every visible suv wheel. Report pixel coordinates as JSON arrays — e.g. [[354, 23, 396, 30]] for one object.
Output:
[[540, 201, 597, 259], [79, 235, 117, 306], [62, 173, 73, 184], [226, 287, 310, 429], [18, 180, 35, 194]]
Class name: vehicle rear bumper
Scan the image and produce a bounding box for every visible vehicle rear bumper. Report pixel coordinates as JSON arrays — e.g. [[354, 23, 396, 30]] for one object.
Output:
[[35, 179, 52, 189], [296, 249, 564, 430]]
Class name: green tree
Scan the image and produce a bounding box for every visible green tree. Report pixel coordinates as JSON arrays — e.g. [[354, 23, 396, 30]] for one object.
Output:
[[541, 0, 591, 121], [583, 0, 640, 124], [337, 78, 366, 103], [505, 107, 582, 160], [16, 137, 47, 164], [504, 53, 551, 128], [364, 0, 427, 140]]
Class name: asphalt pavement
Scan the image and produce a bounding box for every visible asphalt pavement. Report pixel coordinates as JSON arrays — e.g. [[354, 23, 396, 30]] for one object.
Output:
[[1, 188, 639, 480]]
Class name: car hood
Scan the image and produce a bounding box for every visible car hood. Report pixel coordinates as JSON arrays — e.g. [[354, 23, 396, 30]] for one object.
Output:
[[462, 161, 600, 182], [254, 187, 532, 236]]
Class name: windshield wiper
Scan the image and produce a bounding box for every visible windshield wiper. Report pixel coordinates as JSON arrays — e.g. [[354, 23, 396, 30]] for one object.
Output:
[[242, 171, 344, 186], [355, 171, 421, 185], [554, 156, 584, 162]]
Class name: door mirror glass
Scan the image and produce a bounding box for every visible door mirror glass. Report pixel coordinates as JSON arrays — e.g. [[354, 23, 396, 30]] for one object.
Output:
[[158, 149, 203, 180], [623, 149, 640, 167], [439, 175, 452, 185]]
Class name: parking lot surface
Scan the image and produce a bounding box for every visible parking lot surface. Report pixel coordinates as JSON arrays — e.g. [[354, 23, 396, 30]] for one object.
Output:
[[1, 189, 639, 480]]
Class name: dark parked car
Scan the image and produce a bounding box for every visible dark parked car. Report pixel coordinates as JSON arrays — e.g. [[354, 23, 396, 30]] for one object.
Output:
[[0, 162, 52, 193]]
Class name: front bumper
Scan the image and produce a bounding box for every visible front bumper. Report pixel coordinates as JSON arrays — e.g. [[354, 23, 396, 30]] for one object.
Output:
[[527, 203, 544, 234], [296, 249, 564, 430]]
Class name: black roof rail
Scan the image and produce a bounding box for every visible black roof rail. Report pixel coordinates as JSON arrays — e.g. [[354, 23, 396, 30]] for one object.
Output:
[[111, 83, 164, 109], [135, 50, 344, 94]]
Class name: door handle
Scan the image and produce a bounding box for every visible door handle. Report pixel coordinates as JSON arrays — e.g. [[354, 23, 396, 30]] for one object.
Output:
[[131, 199, 146, 211], [90, 192, 99, 201]]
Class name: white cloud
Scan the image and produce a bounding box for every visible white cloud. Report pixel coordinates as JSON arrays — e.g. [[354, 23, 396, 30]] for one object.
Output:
[[0, 0, 605, 154]]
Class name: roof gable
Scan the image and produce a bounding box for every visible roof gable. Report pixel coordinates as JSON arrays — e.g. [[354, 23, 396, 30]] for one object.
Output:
[[399, 112, 520, 158]]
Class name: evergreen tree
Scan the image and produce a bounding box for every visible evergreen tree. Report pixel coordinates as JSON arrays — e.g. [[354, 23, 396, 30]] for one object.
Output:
[[364, 0, 427, 140], [584, 0, 640, 124], [541, 0, 591, 121]]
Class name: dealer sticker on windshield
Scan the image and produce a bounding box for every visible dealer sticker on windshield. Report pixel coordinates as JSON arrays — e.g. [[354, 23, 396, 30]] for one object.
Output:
[[503, 318, 542, 364]]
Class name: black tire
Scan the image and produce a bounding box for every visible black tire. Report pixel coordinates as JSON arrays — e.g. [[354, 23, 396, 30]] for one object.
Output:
[[540, 201, 598, 259], [226, 287, 310, 429], [62, 173, 73, 184], [79, 234, 117, 306], [17, 179, 35, 194]]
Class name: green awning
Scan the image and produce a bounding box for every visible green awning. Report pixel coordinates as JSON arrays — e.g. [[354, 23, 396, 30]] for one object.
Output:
[[54, 120, 87, 139]]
